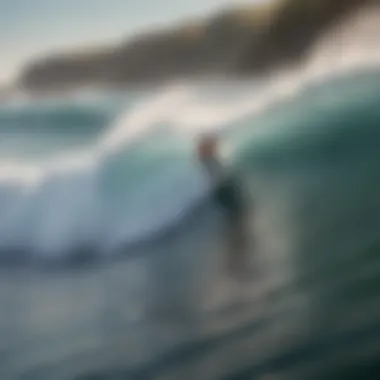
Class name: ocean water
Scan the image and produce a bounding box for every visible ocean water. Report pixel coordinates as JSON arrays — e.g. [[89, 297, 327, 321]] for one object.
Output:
[[0, 66, 380, 379]]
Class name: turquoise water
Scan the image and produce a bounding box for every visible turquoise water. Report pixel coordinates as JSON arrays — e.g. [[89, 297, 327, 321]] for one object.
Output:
[[0, 69, 380, 379]]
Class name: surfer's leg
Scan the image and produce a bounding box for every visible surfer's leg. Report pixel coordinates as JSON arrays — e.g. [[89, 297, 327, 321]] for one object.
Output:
[[225, 211, 249, 277]]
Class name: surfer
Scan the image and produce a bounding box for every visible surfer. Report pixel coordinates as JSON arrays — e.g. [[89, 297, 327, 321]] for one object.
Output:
[[196, 133, 249, 278]]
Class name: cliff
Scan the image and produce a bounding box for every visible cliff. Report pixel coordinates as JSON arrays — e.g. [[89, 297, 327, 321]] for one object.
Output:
[[17, 0, 376, 93]]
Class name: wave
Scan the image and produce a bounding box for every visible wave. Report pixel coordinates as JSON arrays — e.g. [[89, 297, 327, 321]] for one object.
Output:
[[233, 68, 380, 171], [0, 62, 379, 264]]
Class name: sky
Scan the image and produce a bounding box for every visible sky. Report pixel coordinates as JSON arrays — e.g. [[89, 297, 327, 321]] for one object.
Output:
[[0, 0, 263, 84]]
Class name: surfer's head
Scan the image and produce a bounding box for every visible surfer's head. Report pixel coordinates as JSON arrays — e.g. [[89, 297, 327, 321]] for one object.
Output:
[[196, 133, 218, 160]]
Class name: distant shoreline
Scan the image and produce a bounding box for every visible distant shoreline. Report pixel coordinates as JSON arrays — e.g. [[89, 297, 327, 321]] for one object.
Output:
[[11, 0, 378, 96]]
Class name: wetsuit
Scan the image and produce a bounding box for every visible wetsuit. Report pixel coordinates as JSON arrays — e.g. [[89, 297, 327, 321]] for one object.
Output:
[[202, 157, 244, 218], [202, 156, 248, 275]]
